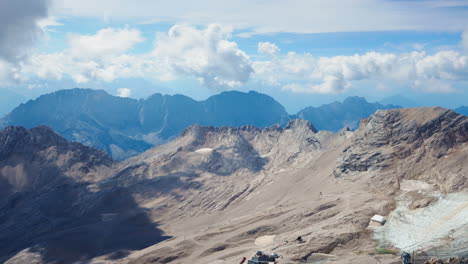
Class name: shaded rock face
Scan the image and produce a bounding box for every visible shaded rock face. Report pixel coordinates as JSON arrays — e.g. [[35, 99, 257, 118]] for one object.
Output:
[[0, 126, 169, 264], [0, 89, 290, 160], [0, 125, 113, 194], [335, 107, 468, 190], [296, 96, 400, 132]]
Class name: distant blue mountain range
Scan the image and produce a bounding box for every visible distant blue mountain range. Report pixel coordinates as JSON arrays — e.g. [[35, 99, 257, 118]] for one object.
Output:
[[297, 96, 400, 131], [455, 106, 468, 116], [1, 89, 290, 159], [0, 88, 407, 159]]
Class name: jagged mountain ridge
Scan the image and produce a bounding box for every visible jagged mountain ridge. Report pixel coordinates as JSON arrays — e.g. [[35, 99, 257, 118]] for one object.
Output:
[[296, 96, 401, 131], [335, 107, 468, 191], [0, 125, 113, 195]]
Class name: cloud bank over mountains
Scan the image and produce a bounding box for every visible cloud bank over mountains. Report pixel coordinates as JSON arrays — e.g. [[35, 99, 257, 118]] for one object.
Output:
[[15, 24, 468, 94], [254, 49, 468, 94], [23, 25, 253, 89], [0, 0, 467, 95], [152, 24, 252, 89]]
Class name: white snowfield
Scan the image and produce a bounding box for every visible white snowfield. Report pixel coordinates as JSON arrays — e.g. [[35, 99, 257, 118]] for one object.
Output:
[[195, 148, 214, 154], [374, 192, 468, 256]]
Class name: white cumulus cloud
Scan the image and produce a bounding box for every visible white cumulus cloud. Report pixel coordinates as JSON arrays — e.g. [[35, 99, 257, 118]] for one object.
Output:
[[16, 24, 468, 95], [23, 24, 253, 89], [23, 27, 147, 83], [117, 88, 132, 97], [152, 24, 253, 89], [68, 28, 144, 59], [258, 42, 280, 56], [253, 50, 468, 94]]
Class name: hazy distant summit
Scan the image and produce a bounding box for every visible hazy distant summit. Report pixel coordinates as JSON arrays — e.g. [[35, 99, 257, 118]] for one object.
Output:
[[296, 96, 400, 131], [379, 94, 418, 108], [455, 106, 468, 116]]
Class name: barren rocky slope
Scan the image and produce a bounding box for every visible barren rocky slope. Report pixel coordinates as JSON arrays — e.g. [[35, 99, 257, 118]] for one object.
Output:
[[118, 107, 466, 264], [1, 107, 467, 264]]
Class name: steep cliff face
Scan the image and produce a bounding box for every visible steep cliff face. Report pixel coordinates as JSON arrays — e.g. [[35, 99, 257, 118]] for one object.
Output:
[[335, 107, 468, 191]]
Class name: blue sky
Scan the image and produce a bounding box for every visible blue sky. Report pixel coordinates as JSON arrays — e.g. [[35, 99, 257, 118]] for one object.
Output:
[[1, 0, 468, 113]]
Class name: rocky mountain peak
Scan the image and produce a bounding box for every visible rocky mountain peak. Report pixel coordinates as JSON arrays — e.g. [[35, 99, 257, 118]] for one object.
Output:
[[359, 107, 467, 150], [335, 107, 468, 190], [285, 119, 317, 132], [343, 96, 367, 104], [0, 125, 113, 186], [0, 125, 69, 158]]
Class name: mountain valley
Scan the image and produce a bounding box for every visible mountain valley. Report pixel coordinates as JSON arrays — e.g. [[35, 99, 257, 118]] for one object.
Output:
[[1, 107, 466, 264]]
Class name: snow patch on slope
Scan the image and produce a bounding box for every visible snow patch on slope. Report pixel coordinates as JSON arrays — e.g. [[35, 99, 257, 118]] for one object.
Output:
[[374, 192, 468, 256]]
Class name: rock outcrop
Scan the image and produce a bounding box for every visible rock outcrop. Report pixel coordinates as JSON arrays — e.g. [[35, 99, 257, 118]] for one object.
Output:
[[334, 107, 468, 191]]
